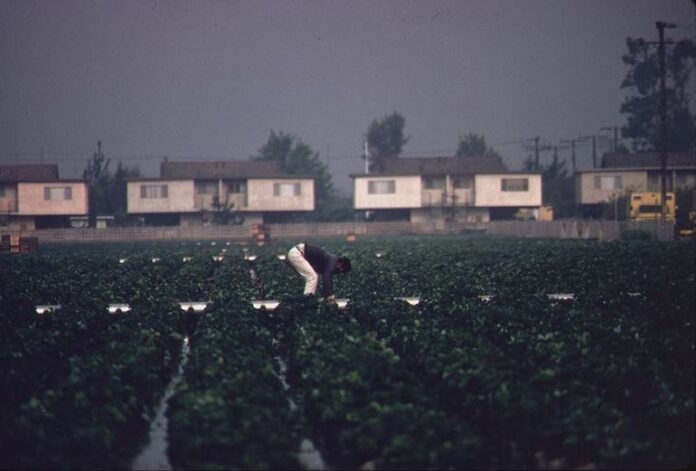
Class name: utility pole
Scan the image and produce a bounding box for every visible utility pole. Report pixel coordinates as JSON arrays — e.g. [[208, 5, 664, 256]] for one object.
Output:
[[552, 144, 570, 164], [592, 135, 597, 169], [579, 135, 597, 169], [522, 136, 551, 171], [362, 137, 369, 174], [600, 126, 619, 153], [656, 21, 676, 219], [588, 135, 597, 169], [362, 137, 370, 221], [561, 139, 577, 173]]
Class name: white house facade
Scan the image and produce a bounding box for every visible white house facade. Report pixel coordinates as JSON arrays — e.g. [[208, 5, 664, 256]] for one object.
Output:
[[352, 156, 542, 223], [126, 160, 314, 226], [0, 164, 89, 231]]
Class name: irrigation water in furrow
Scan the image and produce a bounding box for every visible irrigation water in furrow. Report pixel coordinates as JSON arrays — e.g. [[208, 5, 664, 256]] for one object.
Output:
[[131, 258, 220, 470], [275, 356, 327, 470], [130, 337, 190, 471], [248, 256, 328, 470]]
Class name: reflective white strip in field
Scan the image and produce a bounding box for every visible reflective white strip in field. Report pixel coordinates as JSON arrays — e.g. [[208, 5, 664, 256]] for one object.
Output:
[[35, 304, 62, 314], [178, 301, 211, 312], [107, 303, 131, 313]]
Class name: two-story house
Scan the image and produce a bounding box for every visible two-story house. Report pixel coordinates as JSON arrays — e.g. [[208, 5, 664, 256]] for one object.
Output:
[[575, 152, 696, 214], [352, 156, 542, 223], [0, 164, 89, 231], [126, 160, 315, 226]]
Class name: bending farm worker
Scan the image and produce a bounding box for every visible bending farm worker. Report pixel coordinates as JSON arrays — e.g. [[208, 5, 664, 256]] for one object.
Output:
[[286, 242, 351, 303]]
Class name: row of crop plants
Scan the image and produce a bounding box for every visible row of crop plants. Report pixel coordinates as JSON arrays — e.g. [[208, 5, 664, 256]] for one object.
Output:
[[0, 245, 255, 469], [2, 238, 694, 469], [166, 304, 304, 469], [249, 237, 693, 302], [231, 238, 695, 469], [0, 255, 183, 468]]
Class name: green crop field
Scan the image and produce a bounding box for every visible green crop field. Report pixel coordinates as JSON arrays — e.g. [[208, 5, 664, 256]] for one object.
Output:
[[1, 236, 694, 469]]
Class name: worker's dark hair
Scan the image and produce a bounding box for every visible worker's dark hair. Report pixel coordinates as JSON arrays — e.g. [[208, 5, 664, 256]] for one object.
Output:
[[337, 257, 352, 273]]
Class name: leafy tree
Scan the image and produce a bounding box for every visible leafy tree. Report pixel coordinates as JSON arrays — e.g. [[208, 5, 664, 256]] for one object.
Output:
[[83, 141, 112, 227], [109, 161, 140, 225], [541, 154, 575, 217], [82, 142, 142, 227], [523, 152, 575, 218], [456, 133, 500, 157], [620, 36, 695, 152], [205, 195, 244, 225], [366, 112, 409, 171], [251, 130, 341, 220]]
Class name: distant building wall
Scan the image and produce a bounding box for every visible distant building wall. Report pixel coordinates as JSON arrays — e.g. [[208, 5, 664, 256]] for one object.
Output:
[[17, 182, 88, 215], [576, 171, 646, 204], [8, 219, 675, 243], [354, 175, 422, 209], [246, 178, 314, 211], [127, 180, 195, 213], [474, 174, 542, 207], [487, 219, 674, 241]]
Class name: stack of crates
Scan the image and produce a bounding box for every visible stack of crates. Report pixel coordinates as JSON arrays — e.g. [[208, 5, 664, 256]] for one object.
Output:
[[0, 234, 35, 253]]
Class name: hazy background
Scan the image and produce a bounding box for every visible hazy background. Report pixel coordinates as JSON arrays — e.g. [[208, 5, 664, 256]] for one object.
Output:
[[1, 0, 694, 194]]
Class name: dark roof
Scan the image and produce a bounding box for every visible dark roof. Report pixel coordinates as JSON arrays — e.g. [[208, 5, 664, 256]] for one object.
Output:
[[601, 152, 696, 169], [160, 160, 294, 179], [0, 164, 60, 183], [354, 156, 508, 177]]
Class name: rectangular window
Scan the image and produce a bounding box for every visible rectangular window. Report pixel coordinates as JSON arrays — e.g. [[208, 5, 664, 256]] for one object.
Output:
[[43, 186, 72, 200], [273, 182, 301, 197], [368, 180, 396, 194], [423, 176, 445, 190], [593, 175, 622, 190], [140, 184, 168, 199], [452, 176, 471, 189], [195, 181, 218, 195], [227, 180, 245, 194], [501, 178, 529, 192]]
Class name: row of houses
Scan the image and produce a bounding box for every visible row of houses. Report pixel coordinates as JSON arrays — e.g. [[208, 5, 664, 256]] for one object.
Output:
[[1, 152, 694, 231]]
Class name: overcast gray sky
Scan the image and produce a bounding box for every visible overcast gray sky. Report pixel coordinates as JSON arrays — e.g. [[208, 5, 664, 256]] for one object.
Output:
[[1, 0, 693, 194]]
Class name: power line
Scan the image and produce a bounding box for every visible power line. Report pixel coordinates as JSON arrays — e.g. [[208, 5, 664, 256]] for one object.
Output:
[[0, 137, 575, 168]]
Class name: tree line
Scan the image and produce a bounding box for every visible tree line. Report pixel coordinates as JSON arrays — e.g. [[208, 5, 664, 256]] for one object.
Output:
[[86, 36, 694, 224]]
